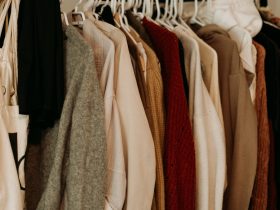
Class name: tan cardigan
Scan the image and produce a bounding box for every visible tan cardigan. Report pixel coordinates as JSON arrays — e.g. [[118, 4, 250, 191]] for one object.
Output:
[[197, 25, 258, 210], [130, 29, 166, 210], [93, 19, 156, 210]]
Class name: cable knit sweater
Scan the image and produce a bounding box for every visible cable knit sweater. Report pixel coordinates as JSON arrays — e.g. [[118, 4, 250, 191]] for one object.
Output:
[[143, 18, 196, 210]]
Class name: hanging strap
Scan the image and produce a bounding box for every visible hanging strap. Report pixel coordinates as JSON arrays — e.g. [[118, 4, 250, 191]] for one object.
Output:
[[0, 0, 20, 106], [0, 0, 12, 36]]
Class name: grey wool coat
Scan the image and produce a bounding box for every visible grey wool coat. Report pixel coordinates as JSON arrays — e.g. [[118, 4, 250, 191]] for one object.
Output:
[[25, 25, 107, 210]]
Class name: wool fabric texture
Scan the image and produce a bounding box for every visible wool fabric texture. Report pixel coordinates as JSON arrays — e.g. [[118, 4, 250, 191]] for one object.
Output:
[[250, 41, 270, 210], [254, 32, 280, 210], [130, 29, 166, 210], [26, 25, 107, 210], [143, 18, 196, 210]]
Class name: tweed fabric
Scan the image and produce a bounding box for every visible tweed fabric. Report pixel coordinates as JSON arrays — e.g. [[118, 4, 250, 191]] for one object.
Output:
[[26, 26, 106, 210]]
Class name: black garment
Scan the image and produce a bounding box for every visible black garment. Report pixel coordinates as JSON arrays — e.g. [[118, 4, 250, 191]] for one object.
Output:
[[262, 23, 280, 48], [126, 10, 154, 48], [0, 23, 5, 47], [260, 0, 268, 7], [18, 0, 64, 143], [96, 5, 115, 26], [254, 32, 280, 210], [178, 41, 189, 103]]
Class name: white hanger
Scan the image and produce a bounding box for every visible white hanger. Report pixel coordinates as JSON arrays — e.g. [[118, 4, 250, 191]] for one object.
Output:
[[169, 0, 182, 27], [133, 0, 145, 19], [61, 12, 70, 25], [189, 0, 205, 26], [155, 0, 173, 30], [72, 0, 86, 26], [99, 0, 111, 16], [111, 0, 118, 15], [132, 0, 139, 14], [119, 0, 131, 31], [177, 0, 191, 29], [60, 0, 69, 25], [145, 0, 160, 25], [83, 0, 99, 19]]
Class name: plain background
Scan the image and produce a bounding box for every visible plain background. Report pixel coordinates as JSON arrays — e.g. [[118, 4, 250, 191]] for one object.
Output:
[[61, 0, 280, 19]]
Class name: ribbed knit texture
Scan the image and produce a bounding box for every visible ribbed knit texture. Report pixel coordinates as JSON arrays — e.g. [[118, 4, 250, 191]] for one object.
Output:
[[250, 41, 270, 210], [143, 18, 196, 210], [268, 121, 278, 210], [254, 32, 280, 210], [130, 29, 166, 210]]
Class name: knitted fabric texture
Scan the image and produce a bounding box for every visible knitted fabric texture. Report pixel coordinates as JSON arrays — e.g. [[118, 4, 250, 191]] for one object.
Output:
[[35, 25, 106, 210], [143, 18, 196, 210], [130, 30, 166, 210], [250, 41, 270, 210]]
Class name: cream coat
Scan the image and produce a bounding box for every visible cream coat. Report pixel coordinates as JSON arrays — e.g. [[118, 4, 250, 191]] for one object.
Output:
[[93, 18, 156, 210], [82, 18, 126, 210], [174, 26, 226, 210]]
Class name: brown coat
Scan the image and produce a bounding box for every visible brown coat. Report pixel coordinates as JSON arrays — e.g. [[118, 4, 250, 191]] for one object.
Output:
[[196, 25, 258, 210], [250, 41, 270, 210]]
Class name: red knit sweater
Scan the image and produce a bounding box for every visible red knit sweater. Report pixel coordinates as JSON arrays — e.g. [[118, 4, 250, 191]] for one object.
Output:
[[143, 18, 196, 210]]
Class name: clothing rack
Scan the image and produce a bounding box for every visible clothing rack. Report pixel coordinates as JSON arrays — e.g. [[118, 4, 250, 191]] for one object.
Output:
[[1, 0, 280, 209]]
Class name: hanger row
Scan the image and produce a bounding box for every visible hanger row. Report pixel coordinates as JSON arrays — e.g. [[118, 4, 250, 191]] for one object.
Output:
[[59, 0, 208, 29]]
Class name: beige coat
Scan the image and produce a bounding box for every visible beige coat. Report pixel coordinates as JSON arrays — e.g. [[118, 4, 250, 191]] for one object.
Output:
[[196, 25, 258, 210], [81, 19, 126, 210], [92, 17, 156, 210], [174, 26, 226, 210]]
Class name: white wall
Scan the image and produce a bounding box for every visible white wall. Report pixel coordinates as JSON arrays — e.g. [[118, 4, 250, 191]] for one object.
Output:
[[269, 0, 280, 16], [61, 0, 78, 12]]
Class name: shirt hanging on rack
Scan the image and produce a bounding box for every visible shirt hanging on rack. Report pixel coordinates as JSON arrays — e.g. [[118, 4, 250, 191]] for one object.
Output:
[[18, 0, 65, 143], [143, 17, 196, 210], [174, 25, 226, 210], [227, 26, 257, 103], [126, 10, 154, 48], [93, 18, 156, 210], [129, 28, 166, 210], [196, 24, 258, 210], [81, 18, 126, 210]]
